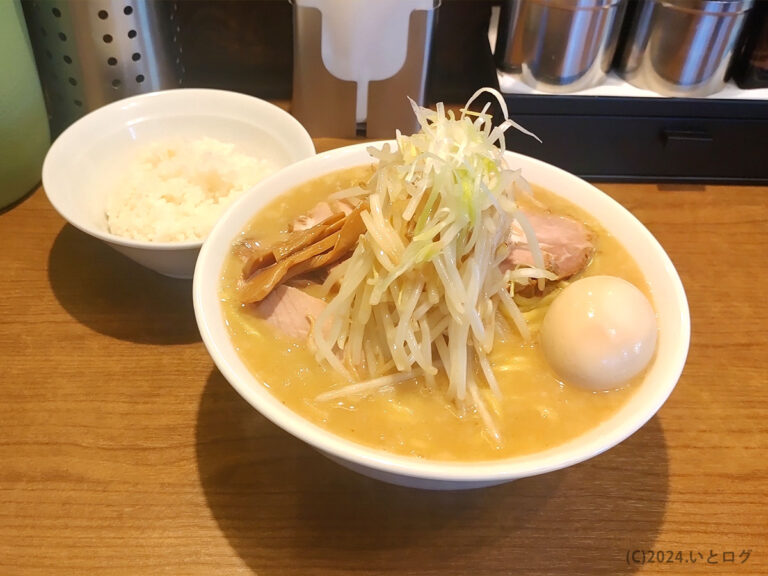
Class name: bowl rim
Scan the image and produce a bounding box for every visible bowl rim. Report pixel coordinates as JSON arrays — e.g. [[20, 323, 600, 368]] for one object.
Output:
[[193, 140, 691, 483], [42, 87, 316, 251]]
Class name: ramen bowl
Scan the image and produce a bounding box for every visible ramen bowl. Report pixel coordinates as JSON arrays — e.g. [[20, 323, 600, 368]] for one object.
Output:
[[43, 88, 315, 278], [193, 142, 690, 490]]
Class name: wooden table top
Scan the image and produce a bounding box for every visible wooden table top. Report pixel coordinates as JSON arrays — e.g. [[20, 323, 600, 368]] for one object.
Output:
[[1, 138, 767, 575]]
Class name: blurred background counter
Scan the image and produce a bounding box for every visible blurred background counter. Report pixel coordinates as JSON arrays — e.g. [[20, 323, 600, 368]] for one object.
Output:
[[15, 0, 768, 186]]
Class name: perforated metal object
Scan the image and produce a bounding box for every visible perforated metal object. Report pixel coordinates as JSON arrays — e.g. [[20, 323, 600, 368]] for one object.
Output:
[[23, 0, 182, 136]]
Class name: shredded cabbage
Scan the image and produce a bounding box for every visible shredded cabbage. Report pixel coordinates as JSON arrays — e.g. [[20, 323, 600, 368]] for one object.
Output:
[[312, 88, 543, 427]]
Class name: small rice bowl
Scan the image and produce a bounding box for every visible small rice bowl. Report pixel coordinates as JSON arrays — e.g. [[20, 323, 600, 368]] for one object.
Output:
[[106, 137, 278, 242]]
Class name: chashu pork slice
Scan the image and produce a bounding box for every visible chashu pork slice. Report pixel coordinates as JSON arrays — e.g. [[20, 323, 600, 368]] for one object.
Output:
[[254, 285, 326, 341], [502, 211, 594, 280]]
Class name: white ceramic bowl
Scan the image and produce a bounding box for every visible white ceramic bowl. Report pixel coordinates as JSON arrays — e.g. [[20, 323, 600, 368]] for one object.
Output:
[[193, 142, 690, 490], [43, 88, 315, 278]]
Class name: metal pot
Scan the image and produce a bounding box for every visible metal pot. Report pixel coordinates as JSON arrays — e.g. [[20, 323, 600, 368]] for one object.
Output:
[[495, 0, 627, 93], [616, 0, 754, 97]]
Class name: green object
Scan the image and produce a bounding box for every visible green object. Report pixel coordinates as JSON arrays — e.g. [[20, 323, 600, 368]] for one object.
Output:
[[0, 0, 51, 209]]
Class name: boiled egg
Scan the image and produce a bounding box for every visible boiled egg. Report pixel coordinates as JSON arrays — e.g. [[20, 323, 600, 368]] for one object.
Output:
[[540, 275, 657, 391]]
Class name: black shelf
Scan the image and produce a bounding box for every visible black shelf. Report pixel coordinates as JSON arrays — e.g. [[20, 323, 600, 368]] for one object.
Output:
[[499, 93, 768, 183]]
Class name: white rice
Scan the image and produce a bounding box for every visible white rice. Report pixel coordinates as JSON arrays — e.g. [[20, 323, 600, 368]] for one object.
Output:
[[106, 137, 278, 242]]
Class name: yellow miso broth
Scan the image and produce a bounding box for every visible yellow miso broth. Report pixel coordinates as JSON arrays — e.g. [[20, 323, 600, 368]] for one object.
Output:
[[220, 165, 650, 461]]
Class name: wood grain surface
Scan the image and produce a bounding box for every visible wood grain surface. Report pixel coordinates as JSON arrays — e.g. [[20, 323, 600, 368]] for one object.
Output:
[[1, 139, 766, 575]]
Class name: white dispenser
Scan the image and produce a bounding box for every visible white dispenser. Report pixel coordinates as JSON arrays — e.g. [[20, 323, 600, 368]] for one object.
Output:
[[292, 0, 440, 138]]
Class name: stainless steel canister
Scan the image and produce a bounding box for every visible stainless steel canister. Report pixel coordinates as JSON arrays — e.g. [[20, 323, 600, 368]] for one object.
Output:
[[23, 0, 182, 137], [495, 0, 627, 93], [616, 0, 754, 97]]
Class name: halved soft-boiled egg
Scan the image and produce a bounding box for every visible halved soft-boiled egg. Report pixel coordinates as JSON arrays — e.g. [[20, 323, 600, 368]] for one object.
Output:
[[540, 275, 658, 391]]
